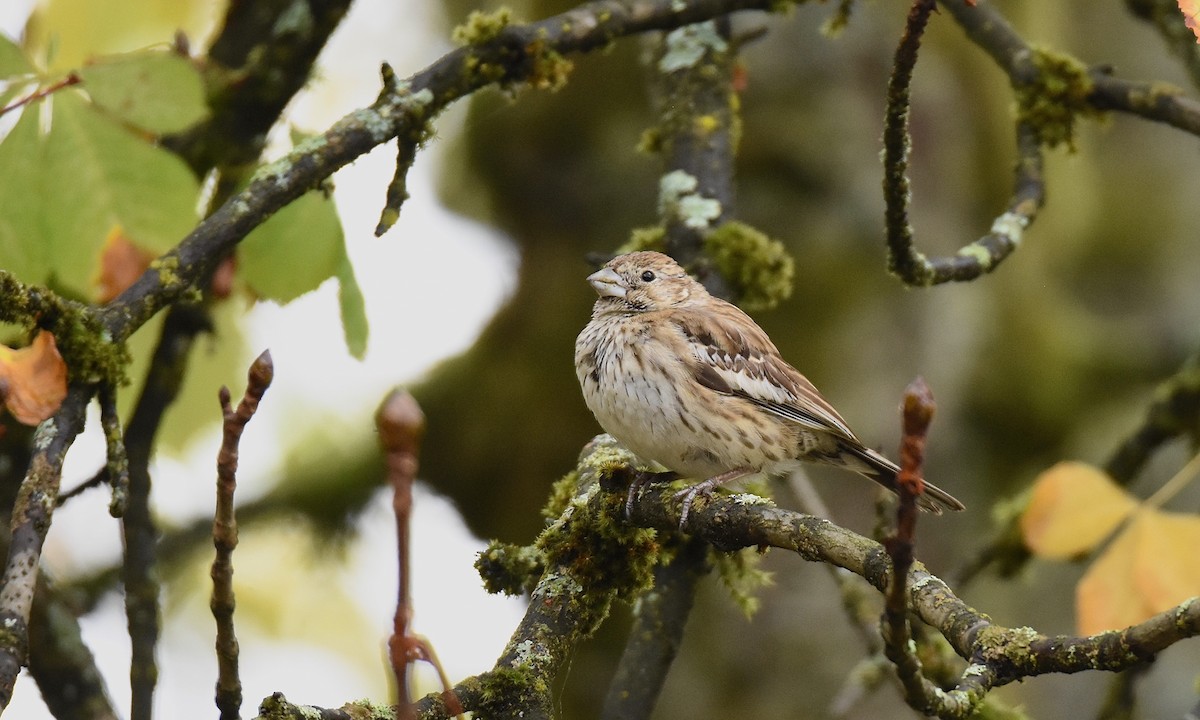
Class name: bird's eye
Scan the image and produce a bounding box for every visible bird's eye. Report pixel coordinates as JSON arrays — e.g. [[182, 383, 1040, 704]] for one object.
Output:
[[641, 270, 656, 282]]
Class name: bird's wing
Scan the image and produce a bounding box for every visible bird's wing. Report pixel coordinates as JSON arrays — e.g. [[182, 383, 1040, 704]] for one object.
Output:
[[673, 302, 859, 442]]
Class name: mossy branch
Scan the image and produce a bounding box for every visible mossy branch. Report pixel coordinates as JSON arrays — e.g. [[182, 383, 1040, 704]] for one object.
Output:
[[883, 0, 1046, 287], [252, 434, 1200, 719]]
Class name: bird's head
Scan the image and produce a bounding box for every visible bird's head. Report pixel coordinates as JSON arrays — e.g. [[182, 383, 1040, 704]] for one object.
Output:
[[587, 251, 698, 314]]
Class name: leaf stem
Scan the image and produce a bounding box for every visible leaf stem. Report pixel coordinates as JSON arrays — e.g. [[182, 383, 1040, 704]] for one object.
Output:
[[1142, 451, 1200, 510]]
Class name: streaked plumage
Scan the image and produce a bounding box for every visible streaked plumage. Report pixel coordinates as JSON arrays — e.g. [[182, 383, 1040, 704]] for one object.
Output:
[[574, 251, 964, 526]]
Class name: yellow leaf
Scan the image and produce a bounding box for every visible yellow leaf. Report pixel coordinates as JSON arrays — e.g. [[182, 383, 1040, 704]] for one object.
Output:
[[1020, 461, 1138, 559], [0, 331, 68, 425], [1077, 509, 1200, 635], [1180, 0, 1200, 43]]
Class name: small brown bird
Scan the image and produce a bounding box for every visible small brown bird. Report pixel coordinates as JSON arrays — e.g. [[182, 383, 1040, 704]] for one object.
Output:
[[574, 251, 964, 526]]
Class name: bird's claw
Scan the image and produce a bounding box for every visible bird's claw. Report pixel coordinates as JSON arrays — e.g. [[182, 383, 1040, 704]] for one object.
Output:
[[625, 470, 679, 519], [673, 482, 716, 530]]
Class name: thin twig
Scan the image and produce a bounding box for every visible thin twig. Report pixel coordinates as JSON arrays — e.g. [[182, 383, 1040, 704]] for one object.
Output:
[[212, 349, 274, 720], [880, 377, 940, 713], [0, 73, 80, 118], [98, 384, 129, 517], [376, 389, 461, 718], [883, 0, 1043, 286]]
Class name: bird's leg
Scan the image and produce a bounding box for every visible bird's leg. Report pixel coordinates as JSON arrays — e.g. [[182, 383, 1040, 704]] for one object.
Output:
[[674, 467, 754, 529], [626, 469, 680, 518]]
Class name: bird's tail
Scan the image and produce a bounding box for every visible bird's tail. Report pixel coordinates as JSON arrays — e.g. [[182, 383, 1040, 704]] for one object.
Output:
[[846, 445, 965, 514]]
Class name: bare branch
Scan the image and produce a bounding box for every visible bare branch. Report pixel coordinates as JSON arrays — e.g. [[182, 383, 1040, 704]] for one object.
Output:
[[212, 350, 274, 720]]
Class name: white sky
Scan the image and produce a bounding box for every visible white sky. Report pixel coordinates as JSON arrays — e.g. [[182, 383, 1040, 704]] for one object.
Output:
[[2, 1, 528, 717]]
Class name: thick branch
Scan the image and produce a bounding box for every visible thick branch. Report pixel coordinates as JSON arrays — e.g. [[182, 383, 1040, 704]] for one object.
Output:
[[648, 17, 739, 295], [0, 385, 90, 710], [167, 0, 355, 185], [625, 484, 1199, 687], [601, 538, 709, 720], [28, 574, 118, 720], [257, 439, 1200, 719]]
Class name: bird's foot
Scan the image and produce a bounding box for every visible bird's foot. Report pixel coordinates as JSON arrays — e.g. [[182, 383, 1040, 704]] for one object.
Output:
[[626, 470, 679, 518], [671, 467, 755, 530], [672, 482, 716, 530]]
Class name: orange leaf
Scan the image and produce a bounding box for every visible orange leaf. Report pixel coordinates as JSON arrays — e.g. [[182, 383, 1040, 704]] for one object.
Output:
[[1180, 0, 1200, 42], [1076, 509, 1200, 634], [0, 331, 68, 425], [1020, 461, 1138, 559], [95, 226, 156, 303]]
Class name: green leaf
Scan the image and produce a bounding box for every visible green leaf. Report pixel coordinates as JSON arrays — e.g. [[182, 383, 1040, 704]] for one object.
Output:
[[78, 51, 208, 134], [240, 188, 369, 357], [0, 107, 49, 285], [0, 91, 199, 296], [0, 33, 33, 76], [0, 35, 35, 119], [336, 252, 368, 359], [240, 190, 344, 303]]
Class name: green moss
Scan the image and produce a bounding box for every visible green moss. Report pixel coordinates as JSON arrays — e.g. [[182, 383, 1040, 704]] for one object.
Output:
[[476, 665, 545, 714], [543, 469, 581, 520], [704, 221, 795, 311], [712, 546, 773, 618], [341, 699, 395, 720], [1016, 47, 1103, 151], [451, 7, 513, 46], [533, 446, 662, 632], [526, 42, 573, 92], [476, 540, 544, 595]]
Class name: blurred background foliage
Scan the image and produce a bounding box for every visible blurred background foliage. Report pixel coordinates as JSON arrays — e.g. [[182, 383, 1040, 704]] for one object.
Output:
[[3, 0, 1200, 717]]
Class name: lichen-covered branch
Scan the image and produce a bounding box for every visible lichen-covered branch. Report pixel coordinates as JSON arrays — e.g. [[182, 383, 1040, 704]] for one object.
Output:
[[622, 477, 1199, 716], [883, 0, 1046, 286], [97, 385, 128, 518], [0, 385, 90, 710], [167, 0, 355, 188], [120, 308, 211, 720], [941, 0, 1200, 138], [258, 436, 1200, 719], [648, 18, 738, 281]]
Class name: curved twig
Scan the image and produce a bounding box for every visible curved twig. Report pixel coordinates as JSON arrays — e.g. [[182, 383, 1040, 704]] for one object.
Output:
[[883, 0, 1045, 286]]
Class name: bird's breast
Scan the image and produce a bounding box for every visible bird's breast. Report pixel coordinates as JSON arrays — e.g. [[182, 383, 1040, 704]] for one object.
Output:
[[575, 315, 796, 479]]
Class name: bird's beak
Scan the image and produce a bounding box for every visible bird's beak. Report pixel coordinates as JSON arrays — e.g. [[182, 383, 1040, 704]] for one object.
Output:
[[587, 268, 626, 299]]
